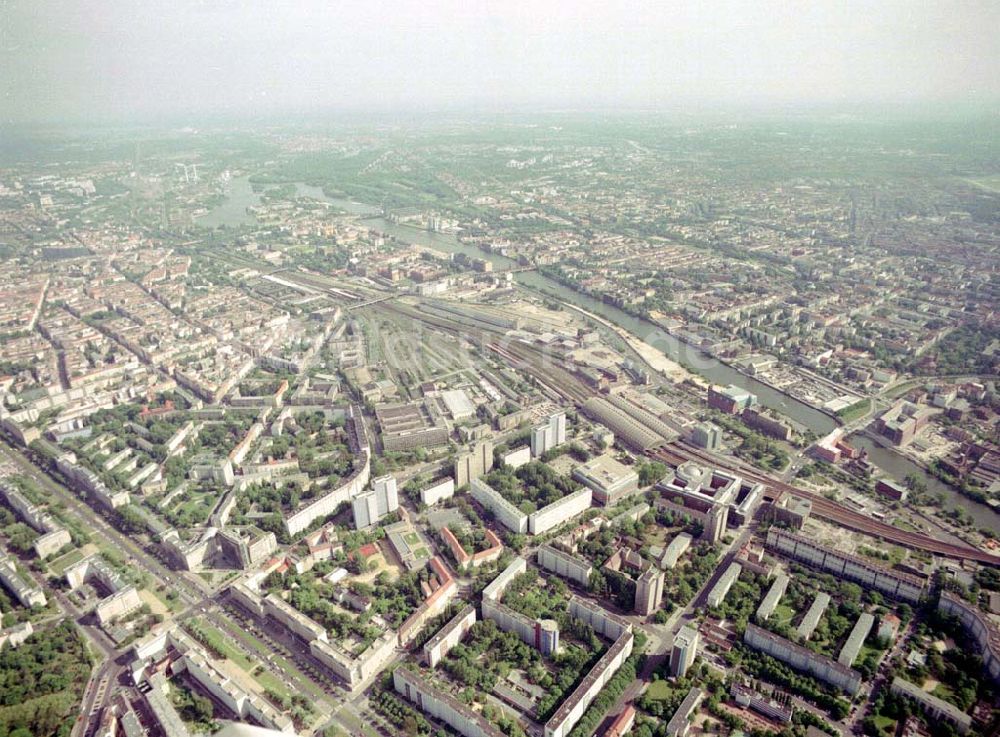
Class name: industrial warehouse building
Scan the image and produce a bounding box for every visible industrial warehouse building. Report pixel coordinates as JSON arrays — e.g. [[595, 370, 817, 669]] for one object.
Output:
[[581, 397, 668, 451], [375, 401, 449, 452], [572, 454, 640, 505]]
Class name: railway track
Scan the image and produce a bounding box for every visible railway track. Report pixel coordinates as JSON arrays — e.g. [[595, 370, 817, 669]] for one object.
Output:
[[651, 443, 999, 565], [379, 299, 996, 564], [488, 341, 595, 404]]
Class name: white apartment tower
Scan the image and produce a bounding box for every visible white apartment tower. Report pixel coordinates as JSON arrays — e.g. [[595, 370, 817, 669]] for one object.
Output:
[[531, 412, 567, 457], [670, 625, 700, 677], [352, 475, 399, 529]]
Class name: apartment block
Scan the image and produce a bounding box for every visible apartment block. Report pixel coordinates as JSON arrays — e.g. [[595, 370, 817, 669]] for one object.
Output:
[[890, 677, 971, 733], [756, 573, 789, 622], [567, 596, 632, 641], [454, 439, 494, 487], [424, 604, 476, 667], [352, 474, 399, 529], [635, 566, 665, 616], [838, 612, 875, 667], [0, 554, 46, 607], [797, 592, 831, 640], [660, 532, 693, 569], [394, 668, 506, 737], [766, 528, 926, 603], [670, 625, 699, 678], [528, 487, 592, 535], [285, 449, 370, 536], [537, 544, 593, 587], [420, 478, 455, 506], [744, 624, 861, 695], [707, 562, 742, 608], [938, 592, 1000, 684], [544, 629, 634, 737], [531, 412, 567, 458], [470, 478, 527, 533]]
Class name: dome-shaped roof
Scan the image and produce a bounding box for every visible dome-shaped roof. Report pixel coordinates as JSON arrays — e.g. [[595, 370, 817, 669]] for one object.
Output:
[[675, 461, 707, 489]]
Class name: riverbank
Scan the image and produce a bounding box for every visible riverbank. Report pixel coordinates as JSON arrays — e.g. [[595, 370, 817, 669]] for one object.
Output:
[[199, 189, 1000, 531], [534, 266, 849, 427], [850, 432, 998, 531], [707, 350, 848, 426], [558, 302, 703, 386], [858, 428, 993, 506]]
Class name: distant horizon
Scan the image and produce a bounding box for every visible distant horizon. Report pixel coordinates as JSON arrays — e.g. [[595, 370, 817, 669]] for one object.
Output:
[[3, 97, 999, 134]]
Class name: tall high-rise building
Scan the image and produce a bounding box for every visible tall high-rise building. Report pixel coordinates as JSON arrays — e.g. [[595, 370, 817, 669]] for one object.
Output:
[[670, 625, 700, 678], [705, 504, 729, 544], [372, 475, 398, 514], [530, 412, 567, 457], [352, 475, 399, 529], [454, 439, 494, 487], [689, 422, 723, 451], [635, 567, 665, 616]]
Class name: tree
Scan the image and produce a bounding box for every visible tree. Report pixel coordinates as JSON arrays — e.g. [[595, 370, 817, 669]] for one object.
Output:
[[637, 461, 666, 487], [192, 694, 214, 722], [4, 523, 37, 553], [118, 505, 147, 535]]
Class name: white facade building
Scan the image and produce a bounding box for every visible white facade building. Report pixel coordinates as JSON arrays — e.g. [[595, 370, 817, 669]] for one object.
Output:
[[531, 412, 567, 457], [420, 478, 455, 506], [352, 474, 399, 529], [528, 487, 592, 535]]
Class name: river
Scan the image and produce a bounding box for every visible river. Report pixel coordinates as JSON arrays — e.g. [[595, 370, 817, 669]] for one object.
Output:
[[195, 176, 378, 227], [364, 220, 998, 531], [199, 181, 999, 530], [367, 219, 840, 430]]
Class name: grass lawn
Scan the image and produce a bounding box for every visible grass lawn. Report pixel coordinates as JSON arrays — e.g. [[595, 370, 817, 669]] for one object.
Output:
[[872, 715, 895, 733], [771, 603, 797, 627], [883, 380, 921, 401], [403, 532, 420, 545], [932, 683, 961, 706], [645, 680, 675, 701], [836, 398, 872, 424], [185, 619, 256, 672], [229, 624, 326, 701], [857, 643, 884, 666], [151, 585, 184, 613], [252, 667, 291, 702], [47, 547, 86, 575], [335, 709, 378, 737]]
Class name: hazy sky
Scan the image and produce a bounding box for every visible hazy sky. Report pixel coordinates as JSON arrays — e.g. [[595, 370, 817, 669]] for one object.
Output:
[[3, 0, 999, 124]]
